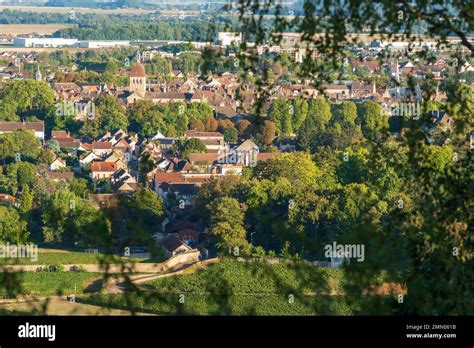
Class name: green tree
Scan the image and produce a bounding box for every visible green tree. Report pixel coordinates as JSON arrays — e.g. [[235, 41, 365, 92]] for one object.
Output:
[[224, 126, 238, 144], [127, 100, 165, 137], [357, 100, 389, 140], [268, 98, 289, 134], [0, 206, 28, 243], [208, 197, 249, 253], [261, 120, 276, 146], [96, 95, 128, 132], [292, 98, 309, 131], [0, 80, 54, 121], [0, 129, 41, 162], [7, 162, 37, 189], [19, 185, 33, 216], [177, 138, 207, 158]]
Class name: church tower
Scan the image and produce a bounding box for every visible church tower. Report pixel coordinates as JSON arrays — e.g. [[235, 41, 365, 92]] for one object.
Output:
[[35, 65, 42, 81], [129, 62, 146, 97]]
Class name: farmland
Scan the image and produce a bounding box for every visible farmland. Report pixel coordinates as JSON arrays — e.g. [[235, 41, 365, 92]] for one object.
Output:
[[0, 6, 157, 15], [0, 24, 75, 35], [76, 260, 358, 315], [0, 272, 102, 298], [79, 292, 354, 315]]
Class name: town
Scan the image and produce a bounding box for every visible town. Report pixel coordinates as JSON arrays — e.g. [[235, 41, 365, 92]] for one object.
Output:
[[0, 2, 472, 319]]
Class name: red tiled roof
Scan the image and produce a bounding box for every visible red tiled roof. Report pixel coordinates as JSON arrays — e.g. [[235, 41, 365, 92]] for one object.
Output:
[[53, 137, 80, 148], [178, 229, 199, 241], [114, 138, 132, 150], [154, 172, 185, 183], [185, 130, 224, 138], [351, 61, 380, 69], [51, 130, 69, 138], [82, 142, 112, 150], [130, 62, 146, 77], [0, 121, 44, 132], [0, 193, 18, 203], [188, 152, 220, 164], [91, 162, 117, 172], [162, 234, 188, 252]]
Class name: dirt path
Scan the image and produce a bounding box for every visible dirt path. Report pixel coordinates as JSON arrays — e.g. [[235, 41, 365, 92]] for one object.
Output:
[[0, 297, 153, 316]]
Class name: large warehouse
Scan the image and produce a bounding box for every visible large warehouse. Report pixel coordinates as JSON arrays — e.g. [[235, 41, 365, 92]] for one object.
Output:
[[13, 38, 79, 48]]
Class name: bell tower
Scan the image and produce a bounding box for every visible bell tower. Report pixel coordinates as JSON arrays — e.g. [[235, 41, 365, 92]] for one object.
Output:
[[129, 62, 146, 97]]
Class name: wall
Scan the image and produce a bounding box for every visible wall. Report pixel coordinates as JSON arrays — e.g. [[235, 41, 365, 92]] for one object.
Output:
[[0, 249, 201, 274]]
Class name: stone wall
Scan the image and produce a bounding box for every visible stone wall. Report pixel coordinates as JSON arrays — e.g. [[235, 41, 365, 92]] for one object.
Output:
[[0, 249, 202, 274]]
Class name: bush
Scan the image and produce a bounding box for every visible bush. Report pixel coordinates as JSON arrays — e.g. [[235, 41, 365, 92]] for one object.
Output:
[[46, 264, 63, 272]]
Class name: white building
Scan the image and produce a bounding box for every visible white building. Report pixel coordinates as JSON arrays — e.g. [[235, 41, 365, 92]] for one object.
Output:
[[78, 40, 131, 49], [215, 32, 242, 47], [0, 121, 44, 140], [13, 38, 78, 48]]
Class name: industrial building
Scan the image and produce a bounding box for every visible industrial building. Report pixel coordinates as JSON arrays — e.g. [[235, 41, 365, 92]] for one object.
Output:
[[12, 38, 79, 48], [78, 40, 131, 49]]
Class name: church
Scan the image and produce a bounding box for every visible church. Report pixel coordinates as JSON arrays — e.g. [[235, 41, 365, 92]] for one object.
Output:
[[124, 62, 206, 105], [129, 62, 147, 97]]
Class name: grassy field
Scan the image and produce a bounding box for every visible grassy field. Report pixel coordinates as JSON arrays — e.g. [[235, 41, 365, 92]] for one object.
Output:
[[0, 24, 75, 35], [0, 251, 164, 265], [0, 272, 102, 298]]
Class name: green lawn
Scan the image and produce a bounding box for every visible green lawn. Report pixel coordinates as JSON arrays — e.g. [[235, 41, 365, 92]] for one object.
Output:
[[0, 272, 102, 298], [0, 251, 164, 265]]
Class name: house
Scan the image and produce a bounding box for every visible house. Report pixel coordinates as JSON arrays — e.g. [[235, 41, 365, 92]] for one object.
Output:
[[351, 81, 376, 98], [0, 193, 19, 207], [178, 229, 200, 247], [79, 142, 113, 157], [322, 84, 351, 100], [200, 138, 229, 153], [233, 139, 259, 166], [215, 105, 239, 120], [103, 152, 128, 170], [154, 172, 185, 186], [156, 182, 198, 206], [0, 121, 45, 140], [79, 151, 99, 167], [351, 60, 381, 73], [51, 130, 81, 149], [211, 164, 244, 175], [116, 181, 143, 193], [187, 153, 221, 166], [90, 162, 118, 181], [161, 233, 193, 258], [422, 110, 454, 143], [49, 157, 67, 171], [184, 130, 225, 142]]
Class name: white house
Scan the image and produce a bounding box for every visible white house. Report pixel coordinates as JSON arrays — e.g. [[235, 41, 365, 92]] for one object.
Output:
[[49, 157, 67, 171]]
